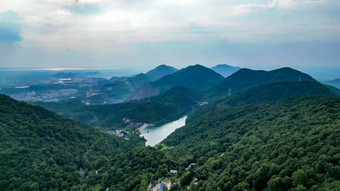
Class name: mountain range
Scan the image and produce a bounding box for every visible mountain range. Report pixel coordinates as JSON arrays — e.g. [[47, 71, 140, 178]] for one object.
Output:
[[1, 65, 340, 191], [109, 64, 179, 90], [33, 66, 340, 131], [206, 67, 316, 99], [188, 81, 339, 123], [2, 91, 339, 190], [127, 65, 224, 101]]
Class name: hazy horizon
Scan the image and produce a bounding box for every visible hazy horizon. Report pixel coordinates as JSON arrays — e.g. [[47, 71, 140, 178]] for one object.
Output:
[[1, 63, 340, 81]]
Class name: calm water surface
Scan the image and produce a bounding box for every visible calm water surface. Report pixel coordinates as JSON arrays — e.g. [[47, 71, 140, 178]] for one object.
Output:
[[141, 116, 187, 146]]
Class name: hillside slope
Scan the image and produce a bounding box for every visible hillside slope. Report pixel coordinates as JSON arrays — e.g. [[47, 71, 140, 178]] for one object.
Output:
[[109, 65, 178, 89], [69, 87, 204, 129], [0, 94, 143, 190], [125, 65, 178, 89], [128, 65, 223, 101], [206, 67, 316, 99], [145, 64, 179, 81], [188, 81, 338, 123], [161, 97, 340, 190]]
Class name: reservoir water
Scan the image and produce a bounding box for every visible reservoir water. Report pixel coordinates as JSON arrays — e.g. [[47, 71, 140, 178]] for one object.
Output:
[[141, 116, 187, 146]]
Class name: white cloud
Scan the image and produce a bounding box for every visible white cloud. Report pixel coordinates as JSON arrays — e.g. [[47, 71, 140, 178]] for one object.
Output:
[[232, 0, 325, 15], [0, 0, 339, 68]]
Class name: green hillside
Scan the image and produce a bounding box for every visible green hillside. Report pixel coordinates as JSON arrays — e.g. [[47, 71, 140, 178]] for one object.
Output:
[[69, 87, 203, 129], [161, 97, 340, 190], [188, 81, 338, 123], [0, 94, 143, 191], [128, 65, 223, 101], [1, 88, 339, 190], [206, 67, 316, 99], [32, 98, 85, 116], [152, 65, 224, 91], [145, 64, 179, 81], [111, 64, 179, 89]]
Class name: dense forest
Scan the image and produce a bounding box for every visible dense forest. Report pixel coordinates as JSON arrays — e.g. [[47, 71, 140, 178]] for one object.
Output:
[[0, 94, 144, 190], [35, 87, 203, 130], [1, 80, 340, 190], [161, 97, 340, 190], [188, 81, 339, 123], [32, 98, 85, 116]]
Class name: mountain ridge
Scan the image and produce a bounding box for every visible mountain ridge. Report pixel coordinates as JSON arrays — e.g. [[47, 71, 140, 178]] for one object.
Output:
[[188, 81, 339, 123], [127, 64, 224, 101], [206, 67, 316, 99]]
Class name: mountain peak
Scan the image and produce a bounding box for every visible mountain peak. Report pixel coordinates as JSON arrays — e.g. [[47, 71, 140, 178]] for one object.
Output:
[[153, 64, 176, 69], [127, 64, 223, 101], [271, 67, 299, 73], [211, 64, 240, 77], [212, 64, 238, 68], [206, 67, 316, 99], [145, 65, 178, 81]]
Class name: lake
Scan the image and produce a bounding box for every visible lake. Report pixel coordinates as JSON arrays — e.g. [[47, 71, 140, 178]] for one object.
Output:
[[141, 116, 187, 146]]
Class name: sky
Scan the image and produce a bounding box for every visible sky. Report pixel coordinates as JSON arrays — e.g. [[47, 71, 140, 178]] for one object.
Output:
[[0, 0, 339, 71]]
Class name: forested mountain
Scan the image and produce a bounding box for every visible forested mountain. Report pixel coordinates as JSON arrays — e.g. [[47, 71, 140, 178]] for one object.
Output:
[[188, 81, 339, 123], [127, 65, 224, 101], [103, 65, 179, 98], [68, 87, 203, 129], [145, 64, 179, 81], [120, 65, 178, 90], [206, 67, 316, 99], [124, 73, 151, 89], [2, 66, 339, 191], [33, 98, 85, 116], [103, 147, 177, 190], [161, 97, 340, 190], [210, 64, 240, 77], [0, 94, 144, 190]]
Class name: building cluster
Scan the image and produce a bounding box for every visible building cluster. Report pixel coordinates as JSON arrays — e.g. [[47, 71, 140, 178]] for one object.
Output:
[[106, 130, 130, 137], [123, 118, 155, 133]]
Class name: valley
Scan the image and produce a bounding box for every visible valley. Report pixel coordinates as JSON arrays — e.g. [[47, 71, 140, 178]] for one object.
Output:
[[1, 1, 340, 190], [1, 64, 339, 191]]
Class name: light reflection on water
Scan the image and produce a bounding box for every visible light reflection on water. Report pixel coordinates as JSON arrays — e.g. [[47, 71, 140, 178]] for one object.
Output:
[[141, 116, 187, 146]]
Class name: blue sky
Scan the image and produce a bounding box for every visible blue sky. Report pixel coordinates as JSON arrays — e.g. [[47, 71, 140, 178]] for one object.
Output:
[[0, 0, 339, 71]]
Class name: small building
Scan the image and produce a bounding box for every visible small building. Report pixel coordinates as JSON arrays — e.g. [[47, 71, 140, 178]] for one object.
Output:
[[170, 170, 178, 175], [153, 183, 164, 191]]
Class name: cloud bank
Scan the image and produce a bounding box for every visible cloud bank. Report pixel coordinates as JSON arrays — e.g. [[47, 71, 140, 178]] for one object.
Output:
[[0, 0, 339, 69]]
